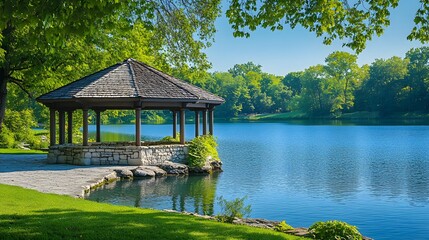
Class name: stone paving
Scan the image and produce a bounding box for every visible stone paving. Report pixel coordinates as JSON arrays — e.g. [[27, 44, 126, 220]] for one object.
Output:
[[0, 154, 133, 197]]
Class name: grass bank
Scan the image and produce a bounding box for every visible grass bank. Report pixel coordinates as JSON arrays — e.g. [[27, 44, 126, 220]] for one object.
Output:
[[0, 148, 47, 154], [0, 184, 305, 240], [231, 111, 429, 121]]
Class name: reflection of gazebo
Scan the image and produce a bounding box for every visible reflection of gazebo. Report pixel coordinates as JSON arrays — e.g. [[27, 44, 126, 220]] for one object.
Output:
[[37, 59, 224, 146]]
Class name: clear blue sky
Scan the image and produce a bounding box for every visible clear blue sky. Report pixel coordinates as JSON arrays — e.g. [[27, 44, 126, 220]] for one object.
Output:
[[204, 1, 427, 76]]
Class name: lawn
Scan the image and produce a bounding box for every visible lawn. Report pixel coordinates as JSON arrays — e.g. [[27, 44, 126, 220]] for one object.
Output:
[[0, 184, 306, 240], [0, 148, 47, 154]]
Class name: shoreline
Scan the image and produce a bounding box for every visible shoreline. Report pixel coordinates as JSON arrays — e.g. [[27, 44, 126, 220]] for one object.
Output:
[[0, 153, 373, 239]]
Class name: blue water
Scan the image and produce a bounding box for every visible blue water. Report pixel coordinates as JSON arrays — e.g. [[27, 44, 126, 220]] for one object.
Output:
[[86, 122, 429, 239]]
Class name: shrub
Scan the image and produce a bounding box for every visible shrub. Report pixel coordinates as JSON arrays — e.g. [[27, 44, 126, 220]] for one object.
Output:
[[160, 134, 180, 143], [187, 135, 219, 168], [0, 125, 15, 148], [1, 109, 39, 149], [274, 221, 294, 232], [309, 220, 362, 240], [28, 135, 49, 150], [216, 196, 251, 223], [3, 109, 36, 142]]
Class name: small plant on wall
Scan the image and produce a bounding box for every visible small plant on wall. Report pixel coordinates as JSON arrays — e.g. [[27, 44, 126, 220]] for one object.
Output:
[[187, 135, 220, 168], [160, 134, 180, 143]]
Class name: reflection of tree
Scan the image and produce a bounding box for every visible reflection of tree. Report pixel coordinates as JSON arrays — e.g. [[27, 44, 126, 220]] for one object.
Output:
[[325, 147, 359, 200], [170, 174, 219, 215], [406, 158, 429, 206]]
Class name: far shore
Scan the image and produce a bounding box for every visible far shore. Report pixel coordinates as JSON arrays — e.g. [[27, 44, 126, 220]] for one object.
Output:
[[226, 111, 429, 122]]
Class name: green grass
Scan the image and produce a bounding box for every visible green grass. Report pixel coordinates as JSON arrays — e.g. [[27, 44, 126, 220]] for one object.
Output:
[[32, 129, 49, 135], [249, 112, 308, 120], [231, 111, 308, 121], [231, 111, 429, 121], [0, 184, 306, 240], [0, 148, 47, 154]]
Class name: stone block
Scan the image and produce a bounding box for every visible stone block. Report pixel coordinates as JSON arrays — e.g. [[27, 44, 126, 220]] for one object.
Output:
[[47, 155, 57, 164], [57, 156, 66, 164], [128, 158, 143, 166], [94, 159, 101, 165], [82, 158, 91, 166]]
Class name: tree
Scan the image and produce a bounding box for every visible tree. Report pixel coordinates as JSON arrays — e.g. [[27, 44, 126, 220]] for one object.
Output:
[[404, 47, 429, 111], [282, 72, 303, 96], [228, 62, 262, 77], [226, 0, 429, 53], [296, 65, 331, 115], [0, 0, 221, 132], [324, 51, 362, 113], [207, 72, 247, 117], [358, 57, 409, 114]]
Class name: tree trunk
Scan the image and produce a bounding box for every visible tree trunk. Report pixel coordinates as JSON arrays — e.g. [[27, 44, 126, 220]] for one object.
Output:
[[0, 69, 7, 133]]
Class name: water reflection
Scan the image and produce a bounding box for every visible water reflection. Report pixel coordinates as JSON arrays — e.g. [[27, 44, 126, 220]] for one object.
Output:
[[88, 174, 219, 216]]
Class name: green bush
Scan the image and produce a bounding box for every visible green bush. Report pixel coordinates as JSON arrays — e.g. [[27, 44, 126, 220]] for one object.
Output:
[[28, 135, 50, 150], [187, 135, 219, 168], [0, 125, 16, 148], [309, 220, 362, 240], [160, 134, 180, 143], [216, 196, 252, 223], [0, 109, 38, 149], [4, 109, 36, 142], [274, 221, 294, 232]]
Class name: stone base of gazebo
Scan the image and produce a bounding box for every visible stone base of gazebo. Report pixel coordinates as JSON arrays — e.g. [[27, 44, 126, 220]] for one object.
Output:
[[47, 143, 188, 166]]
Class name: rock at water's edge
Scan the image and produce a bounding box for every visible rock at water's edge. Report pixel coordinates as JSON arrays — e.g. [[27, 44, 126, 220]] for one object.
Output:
[[114, 169, 133, 179], [158, 161, 189, 175], [142, 166, 167, 177], [189, 160, 223, 174], [132, 168, 156, 178], [210, 160, 223, 171]]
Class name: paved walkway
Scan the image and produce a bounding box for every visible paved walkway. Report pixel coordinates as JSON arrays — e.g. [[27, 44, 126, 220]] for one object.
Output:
[[0, 154, 133, 197]]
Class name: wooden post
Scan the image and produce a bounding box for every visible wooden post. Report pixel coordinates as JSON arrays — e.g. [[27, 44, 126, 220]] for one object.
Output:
[[194, 111, 200, 137], [49, 109, 56, 146], [180, 109, 185, 144], [82, 109, 89, 146], [67, 111, 73, 144], [135, 107, 141, 146], [209, 109, 214, 135], [58, 111, 66, 144], [202, 109, 207, 135], [96, 110, 101, 142], [172, 111, 177, 139]]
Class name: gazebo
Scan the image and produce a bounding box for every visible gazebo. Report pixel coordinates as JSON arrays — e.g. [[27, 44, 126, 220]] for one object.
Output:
[[36, 59, 224, 166]]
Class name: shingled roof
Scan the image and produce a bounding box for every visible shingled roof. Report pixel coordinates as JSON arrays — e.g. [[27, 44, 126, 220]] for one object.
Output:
[[37, 59, 224, 110]]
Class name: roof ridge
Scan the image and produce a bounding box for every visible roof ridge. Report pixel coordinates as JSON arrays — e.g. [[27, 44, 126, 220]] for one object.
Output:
[[126, 59, 140, 98], [133, 60, 200, 100]]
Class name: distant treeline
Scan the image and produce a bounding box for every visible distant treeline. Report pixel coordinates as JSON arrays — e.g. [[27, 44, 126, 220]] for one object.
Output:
[[6, 47, 429, 125], [194, 47, 429, 118]]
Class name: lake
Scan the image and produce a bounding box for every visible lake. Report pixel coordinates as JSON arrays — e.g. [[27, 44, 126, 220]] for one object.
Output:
[[86, 122, 429, 239]]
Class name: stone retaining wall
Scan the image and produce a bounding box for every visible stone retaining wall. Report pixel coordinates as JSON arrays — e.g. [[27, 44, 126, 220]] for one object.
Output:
[[48, 143, 188, 166]]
